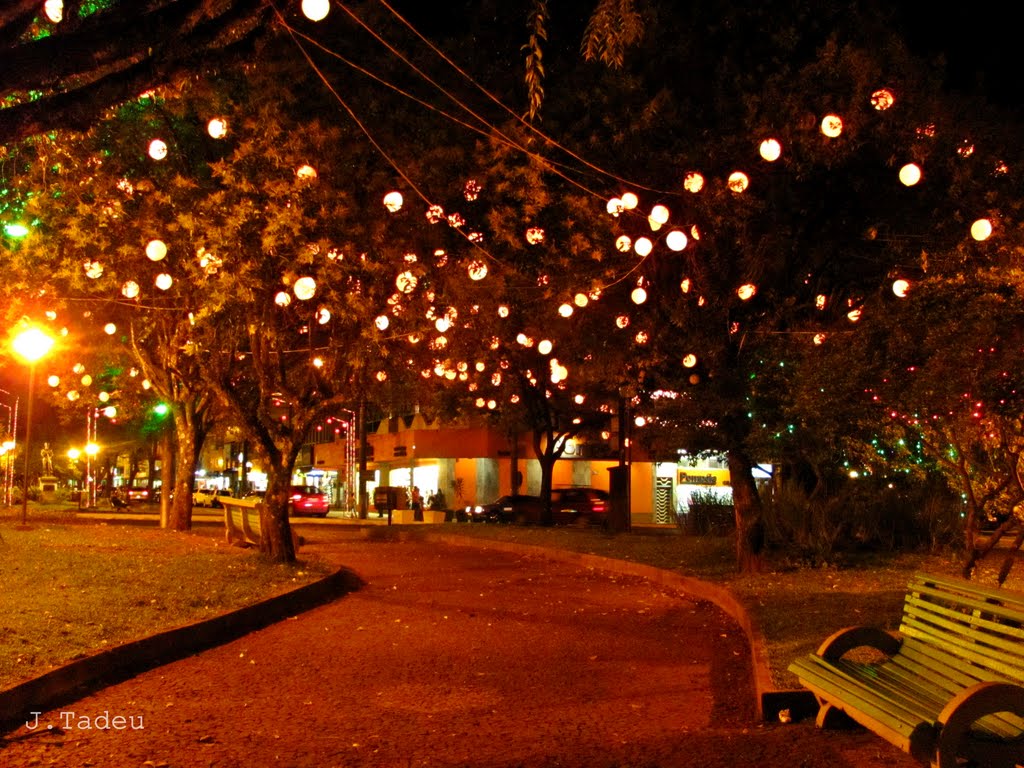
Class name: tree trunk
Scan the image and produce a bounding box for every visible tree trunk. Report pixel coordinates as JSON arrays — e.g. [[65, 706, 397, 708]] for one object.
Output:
[[728, 447, 765, 573], [533, 429, 558, 526], [166, 419, 195, 531], [261, 464, 296, 563], [159, 430, 173, 528]]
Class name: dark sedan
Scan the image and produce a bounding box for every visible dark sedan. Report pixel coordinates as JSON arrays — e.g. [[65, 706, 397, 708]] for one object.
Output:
[[464, 489, 610, 525], [462, 494, 542, 524]]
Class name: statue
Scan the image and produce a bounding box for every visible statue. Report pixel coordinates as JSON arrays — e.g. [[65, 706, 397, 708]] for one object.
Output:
[[40, 442, 54, 475]]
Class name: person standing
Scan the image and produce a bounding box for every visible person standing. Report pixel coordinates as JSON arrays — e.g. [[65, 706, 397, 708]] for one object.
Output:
[[411, 486, 423, 521]]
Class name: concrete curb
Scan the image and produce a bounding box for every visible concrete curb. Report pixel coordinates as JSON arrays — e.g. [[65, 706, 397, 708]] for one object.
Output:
[[0, 567, 364, 733], [421, 531, 813, 721]]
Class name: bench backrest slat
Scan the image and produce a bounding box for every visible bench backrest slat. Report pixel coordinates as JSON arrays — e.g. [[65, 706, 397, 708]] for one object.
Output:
[[897, 574, 1024, 686], [903, 601, 1024, 666], [910, 573, 1024, 613]]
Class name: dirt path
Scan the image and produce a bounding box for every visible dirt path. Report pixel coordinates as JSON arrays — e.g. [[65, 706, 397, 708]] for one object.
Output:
[[0, 535, 919, 767]]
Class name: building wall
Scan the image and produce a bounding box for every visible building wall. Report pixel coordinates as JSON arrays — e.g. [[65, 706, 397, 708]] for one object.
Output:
[[361, 417, 736, 524]]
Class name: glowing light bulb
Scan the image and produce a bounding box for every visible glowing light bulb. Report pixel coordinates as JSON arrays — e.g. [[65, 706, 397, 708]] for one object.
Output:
[[759, 138, 781, 161], [665, 230, 687, 251], [293, 277, 317, 300], [146, 239, 167, 261], [820, 115, 843, 138], [971, 219, 993, 241], [207, 118, 228, 139], [148, 139, 168, 160], [302, 0, 330, 21], [899, 163, 921, 186], [383, 191, 404, 212]]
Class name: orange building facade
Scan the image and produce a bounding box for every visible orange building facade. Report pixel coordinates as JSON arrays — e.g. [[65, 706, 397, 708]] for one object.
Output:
[[197, 414, 739, 525]]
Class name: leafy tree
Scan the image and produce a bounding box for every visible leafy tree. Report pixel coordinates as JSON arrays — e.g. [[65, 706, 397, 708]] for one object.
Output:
[[851, 269, 1024, 581], [0, 0, 272, 146], [569, 11, 1024, 570]]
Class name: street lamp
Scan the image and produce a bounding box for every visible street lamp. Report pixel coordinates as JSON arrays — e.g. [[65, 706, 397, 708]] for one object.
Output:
[[12, 327, 54, 525]]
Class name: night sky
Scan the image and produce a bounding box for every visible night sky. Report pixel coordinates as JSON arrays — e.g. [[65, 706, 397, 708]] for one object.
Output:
[[893, 1, 1022, 106]]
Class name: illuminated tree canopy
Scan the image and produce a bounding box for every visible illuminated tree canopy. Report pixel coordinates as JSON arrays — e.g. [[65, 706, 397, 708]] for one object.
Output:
[[2, 0, 1023, 571]]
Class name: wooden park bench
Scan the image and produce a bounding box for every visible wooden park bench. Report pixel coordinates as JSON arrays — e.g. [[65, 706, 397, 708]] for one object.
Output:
[[221, 496, 303, 551], [789, 572, 1024, 768], [220, 496, 263, 547]]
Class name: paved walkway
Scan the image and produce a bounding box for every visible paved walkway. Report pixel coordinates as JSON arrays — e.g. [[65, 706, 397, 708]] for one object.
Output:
[[0, 529, 918, 767]]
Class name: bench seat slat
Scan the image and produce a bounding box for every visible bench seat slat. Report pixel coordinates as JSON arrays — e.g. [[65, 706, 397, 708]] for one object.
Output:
[[789, 657, 931, 750], [792, 655, 935, 723], [903, 597, 1024, 653], [854, 660, 1024, 738], [793, 655, 1022, 742]]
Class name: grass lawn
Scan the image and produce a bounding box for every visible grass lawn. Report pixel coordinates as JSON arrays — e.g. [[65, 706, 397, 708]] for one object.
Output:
[[0, 508, 329, 690]]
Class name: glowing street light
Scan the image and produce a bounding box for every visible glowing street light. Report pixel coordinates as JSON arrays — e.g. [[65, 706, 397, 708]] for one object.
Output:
[[12, 327, 54, 525]]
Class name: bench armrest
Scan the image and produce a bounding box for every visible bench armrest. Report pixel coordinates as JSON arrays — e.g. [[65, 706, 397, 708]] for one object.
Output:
[[816, 625, 901, 662], [935, 681, 1024, 768]]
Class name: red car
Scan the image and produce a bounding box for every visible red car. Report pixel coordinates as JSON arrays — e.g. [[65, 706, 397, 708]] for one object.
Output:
[[288, 485, 329, 517]]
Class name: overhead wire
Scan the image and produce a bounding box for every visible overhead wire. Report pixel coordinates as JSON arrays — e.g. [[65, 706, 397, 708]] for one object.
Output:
[[275, 2, 652, 287], [372, 0, 676, 197], [281, 23, 617, 203]]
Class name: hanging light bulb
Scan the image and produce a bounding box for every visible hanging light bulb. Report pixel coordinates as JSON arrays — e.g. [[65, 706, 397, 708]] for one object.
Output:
[[148, 139, 168, 160], [820, 115, 843, 138], [899, 163, 922, 186], [207, 118, 228, 139], [665, 230, 688, 251], [293, 277, 317, 300], [146, 239, 167, 261], [44, 0, 63, 23], [683, 172, 704, 193], [759, 138, 782, 161], [301, 0, 330, 21], [971, 219, 993, 241], [383, 191, 404, 212]]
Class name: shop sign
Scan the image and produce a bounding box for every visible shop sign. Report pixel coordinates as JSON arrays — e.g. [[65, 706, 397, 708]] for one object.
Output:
[[677, 471, 719, 486]]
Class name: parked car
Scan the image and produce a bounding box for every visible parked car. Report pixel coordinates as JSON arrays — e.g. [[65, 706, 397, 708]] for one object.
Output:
[[125, 486, 151, 502], [466, 488, 610, 525], [288, 485, 329, 517], [550, 487, 609, 525], [462, 494, 541, 523], [193, 488, 233, 508]]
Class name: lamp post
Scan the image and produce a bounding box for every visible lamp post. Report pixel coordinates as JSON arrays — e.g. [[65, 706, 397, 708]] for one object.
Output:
[[67, 447, 82, 508], [12, 327, 54, 525], [0, 388, 18, 507]]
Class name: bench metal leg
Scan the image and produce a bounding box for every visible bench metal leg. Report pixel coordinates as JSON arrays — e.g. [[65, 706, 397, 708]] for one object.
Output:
[[815, 701, 858, 729]]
